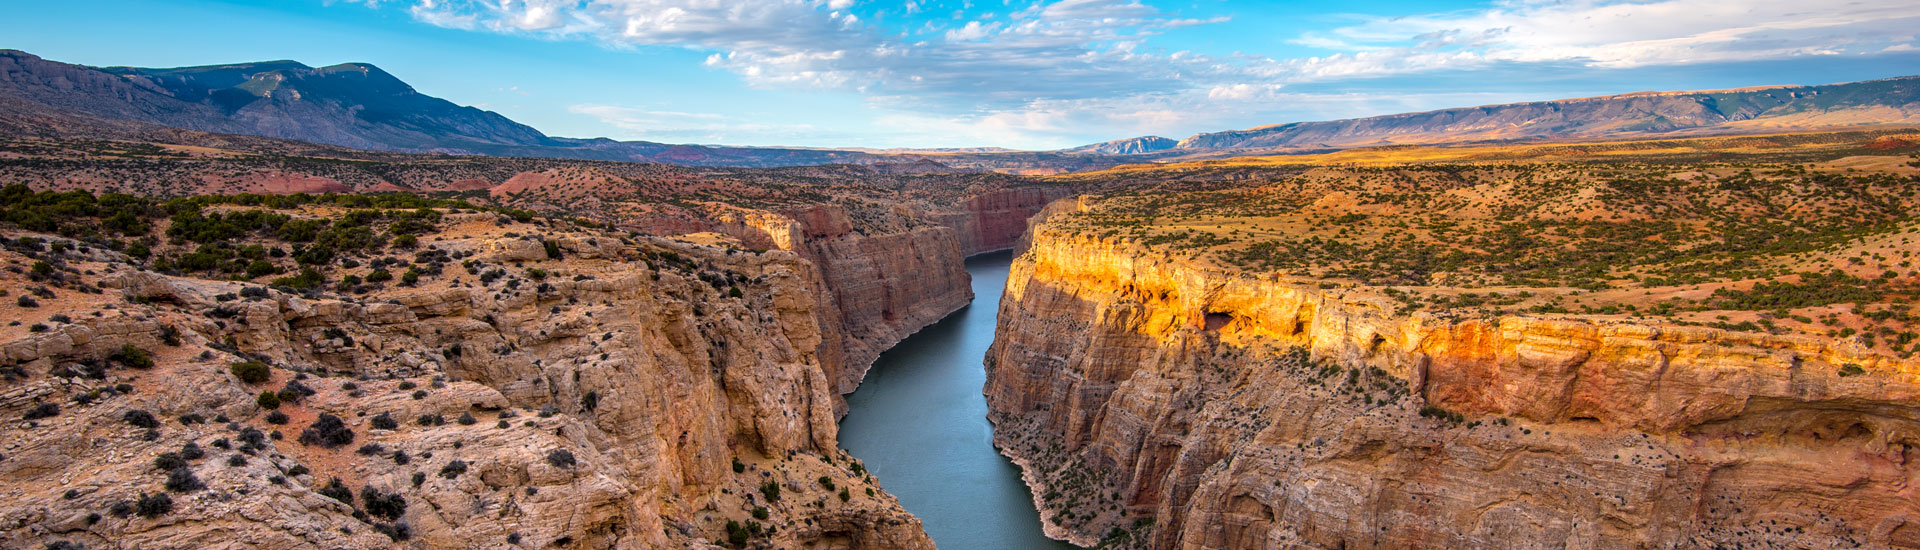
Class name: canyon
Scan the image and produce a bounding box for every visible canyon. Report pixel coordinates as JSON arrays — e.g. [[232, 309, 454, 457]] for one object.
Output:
[[1, 89, 1918, 550], [984, 153, 1920, 549], [0, 175, 1054, 549]]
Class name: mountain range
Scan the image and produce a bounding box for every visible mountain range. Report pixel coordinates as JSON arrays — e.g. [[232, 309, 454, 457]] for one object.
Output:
[[2, 48, 1917, 170]]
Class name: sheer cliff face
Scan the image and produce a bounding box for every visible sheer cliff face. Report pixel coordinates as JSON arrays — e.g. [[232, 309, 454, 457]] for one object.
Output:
[[940, 188, 1075, 256], [712, 204, 976, 401], [707, 190, 1064, 401], [0, 220, 933, 549], [987, 224, 1920, 550]]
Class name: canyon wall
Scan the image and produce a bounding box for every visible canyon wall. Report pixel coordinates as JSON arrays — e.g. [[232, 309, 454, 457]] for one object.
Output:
[[0, 222, 936, 549], [707, 189, 1066, 401], [708, 204, 975, 402], [784, 205, 974, 396], [936, 187, 1072, 256], [986, 217, 1920, 549]]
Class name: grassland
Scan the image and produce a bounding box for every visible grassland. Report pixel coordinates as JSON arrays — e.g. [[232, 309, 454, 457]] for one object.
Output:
[[1046, 129, 1920, 357]]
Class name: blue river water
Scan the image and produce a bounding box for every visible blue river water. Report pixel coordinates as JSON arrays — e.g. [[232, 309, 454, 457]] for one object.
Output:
[[838, 251, 1077, 550]]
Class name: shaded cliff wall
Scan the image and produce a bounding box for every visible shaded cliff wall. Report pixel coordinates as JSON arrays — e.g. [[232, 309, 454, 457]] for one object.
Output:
[[940, 187, 1072, 256], [707, 189, 1064, 402], [986, 221, 1920, 550], [0, 227, 932, 549], [783, 205, 975, 396]]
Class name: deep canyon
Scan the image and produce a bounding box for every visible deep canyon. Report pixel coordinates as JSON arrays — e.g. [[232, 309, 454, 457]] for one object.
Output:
[[1, 88, 1918, 550], [983, 196, 1920, 550]]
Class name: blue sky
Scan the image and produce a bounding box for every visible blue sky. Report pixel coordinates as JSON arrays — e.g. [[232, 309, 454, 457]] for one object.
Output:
[[5, 0, 1919, 149]]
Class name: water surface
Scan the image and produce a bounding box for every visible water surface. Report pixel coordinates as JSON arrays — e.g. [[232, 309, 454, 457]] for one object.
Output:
[[839, 251, 1075, 550]]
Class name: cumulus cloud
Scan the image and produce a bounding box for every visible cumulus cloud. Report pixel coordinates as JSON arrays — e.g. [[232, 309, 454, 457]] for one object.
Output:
[[1285, 0, 1920, 75], [569, 104, 826, 143], [360, 0, 1920, 147], [390, 0, 1230, 105]]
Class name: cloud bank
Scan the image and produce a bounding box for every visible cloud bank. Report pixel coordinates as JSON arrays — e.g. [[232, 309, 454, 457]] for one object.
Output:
[[359, 0, 1920, 148]]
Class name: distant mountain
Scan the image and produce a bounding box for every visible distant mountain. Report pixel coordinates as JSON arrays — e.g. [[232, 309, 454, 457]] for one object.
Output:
[[4, 49, 1918, 171], [0, 51, 547, 152], [1175, 77, 1920, 150], [0, 50, 896, 167], [1067, 136, 1176, 155]]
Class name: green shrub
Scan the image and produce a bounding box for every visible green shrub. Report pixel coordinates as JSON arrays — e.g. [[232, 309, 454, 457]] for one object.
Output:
[[122, 409, 159, 429], [230, 361, 271, 384], [759, 480, 780, 502], [360, 486, 407, 521], [110, 345, 153, 369], [152, 452, 186, 472], [317, 477, 352, 503], [164, 467, 204, 493], [298, 414, 354, 448], [24, 402, 60, 420], [546, 449, 576, 468], [370, 412, 397, 430], [135, 492, 172, 518]]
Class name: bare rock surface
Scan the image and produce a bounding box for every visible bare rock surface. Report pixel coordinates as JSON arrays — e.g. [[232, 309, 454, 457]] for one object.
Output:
[[0, 216, 936, 549], [985, 221, 1920, 550]]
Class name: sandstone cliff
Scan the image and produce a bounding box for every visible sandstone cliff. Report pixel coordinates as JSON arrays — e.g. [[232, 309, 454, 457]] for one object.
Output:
[[0, 218, 935, 549], [936, 188, 1076, 257], [986, 213, 1920, 549]]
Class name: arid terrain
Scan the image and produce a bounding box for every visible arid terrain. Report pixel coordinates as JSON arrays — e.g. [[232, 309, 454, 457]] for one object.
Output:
[[985, 130, 1920, 549], [3, 40, 1920, 550], [0, 135, 1062, 547]]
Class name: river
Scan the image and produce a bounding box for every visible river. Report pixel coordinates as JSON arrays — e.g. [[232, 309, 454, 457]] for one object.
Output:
[[838, 250, 1076, 550]]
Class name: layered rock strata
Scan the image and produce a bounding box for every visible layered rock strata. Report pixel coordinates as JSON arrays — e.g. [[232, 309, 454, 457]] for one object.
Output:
[[0, 225, 934, 549], [986, 215, 1920, 549], [706, 204, 974, 402], [937, 187, 1072, 256]]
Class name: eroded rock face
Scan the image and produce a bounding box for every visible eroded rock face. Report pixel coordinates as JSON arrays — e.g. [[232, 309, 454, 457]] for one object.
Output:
[[706, 204, 977, 404], [937, 188, 1070, 256], [790, 207, 973, 397], [0, 228, 933, 549], [986, 223, 1920, 550]]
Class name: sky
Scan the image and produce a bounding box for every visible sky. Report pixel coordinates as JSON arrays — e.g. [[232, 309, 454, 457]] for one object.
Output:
[[5, 0, 1919, 150]]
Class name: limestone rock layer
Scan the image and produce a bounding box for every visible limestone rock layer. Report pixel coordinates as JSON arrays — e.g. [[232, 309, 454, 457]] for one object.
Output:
[[0, 220, 944, 549], [985, 216, 1920, 550]]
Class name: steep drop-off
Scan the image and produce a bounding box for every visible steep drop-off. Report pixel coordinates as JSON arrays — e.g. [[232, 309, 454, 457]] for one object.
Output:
[[939, 187, 1073, 256], [0, 208, 942, 549], [986, 212, 1920, 549]]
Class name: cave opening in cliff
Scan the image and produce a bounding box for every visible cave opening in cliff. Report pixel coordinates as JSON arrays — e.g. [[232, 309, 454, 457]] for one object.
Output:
[[1204, 312, 1233, 332]]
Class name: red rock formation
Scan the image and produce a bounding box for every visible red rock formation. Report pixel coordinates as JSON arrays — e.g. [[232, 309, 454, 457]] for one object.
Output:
[[986, 222, 1920, 549], [939, 187, 1070, 255]]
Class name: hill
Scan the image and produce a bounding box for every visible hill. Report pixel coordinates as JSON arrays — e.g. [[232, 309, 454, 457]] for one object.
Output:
[[1174, 77, 1920, 151]]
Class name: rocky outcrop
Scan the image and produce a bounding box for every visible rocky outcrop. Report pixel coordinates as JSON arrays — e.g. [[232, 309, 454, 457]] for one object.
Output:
[[986, 220, 1920, 549], [0, 225, 934, 549], [779, 205, 974, 399], [1065, 137, 1178, 155], [938, 188, 1071, 256]]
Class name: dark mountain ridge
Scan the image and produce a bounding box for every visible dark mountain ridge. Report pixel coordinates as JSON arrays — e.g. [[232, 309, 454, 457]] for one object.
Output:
[[1173, 76, 1920, 150], [4, 48, 1918, 170]]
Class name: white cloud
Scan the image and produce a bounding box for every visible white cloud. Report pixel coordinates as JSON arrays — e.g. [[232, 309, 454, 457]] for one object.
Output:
[[362, 0, 1920, 146], [569, 104, 823, 143], [1300, 0, 1920, 72]]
